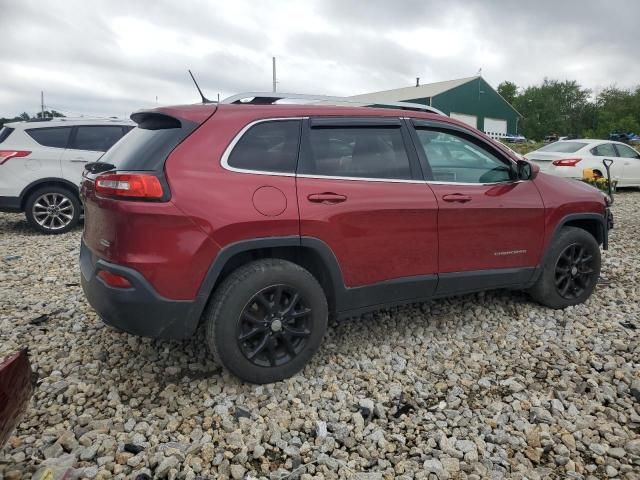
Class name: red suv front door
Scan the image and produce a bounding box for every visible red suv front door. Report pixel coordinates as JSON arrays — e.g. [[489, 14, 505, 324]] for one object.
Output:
[[410, 120, 545, 294], [296, 117, 438, 292]]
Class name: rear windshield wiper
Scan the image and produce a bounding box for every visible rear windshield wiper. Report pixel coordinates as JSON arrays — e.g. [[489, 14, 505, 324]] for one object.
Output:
[[85, 162, 116, 174]]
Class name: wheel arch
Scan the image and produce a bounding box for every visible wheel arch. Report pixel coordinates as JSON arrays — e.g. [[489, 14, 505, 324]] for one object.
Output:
[[194, 237, 346, 322], [19, 177, 80, 210], [558, 213, 607, 247]]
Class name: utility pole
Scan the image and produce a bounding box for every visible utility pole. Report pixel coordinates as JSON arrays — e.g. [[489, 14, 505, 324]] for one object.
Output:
[[41, 91, 45, 119], [272, 56, 277, 93]]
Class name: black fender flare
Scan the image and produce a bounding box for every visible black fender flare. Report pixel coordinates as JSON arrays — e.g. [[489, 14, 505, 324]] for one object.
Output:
[[550, 212, 608, 249], [190, 236, 347, 321], [532, 212, 608, 285]]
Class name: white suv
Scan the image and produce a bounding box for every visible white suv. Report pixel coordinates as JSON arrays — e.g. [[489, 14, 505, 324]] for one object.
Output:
[[0, 118, 133, 233]]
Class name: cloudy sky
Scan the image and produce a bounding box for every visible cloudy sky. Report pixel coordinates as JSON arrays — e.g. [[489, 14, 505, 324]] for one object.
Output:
[[1, 0, 638, 118]]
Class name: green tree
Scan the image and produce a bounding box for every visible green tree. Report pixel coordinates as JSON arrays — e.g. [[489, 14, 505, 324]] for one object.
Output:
[[497, 81, 518, 104], [591, 86, 640, 138], [36, 110, 65, 119], [512, 79, 593, 140]]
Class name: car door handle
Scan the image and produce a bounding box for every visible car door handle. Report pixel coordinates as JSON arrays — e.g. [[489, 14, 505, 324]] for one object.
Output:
[[442, 194, 472, 203], [307, 192, 347, 204], [70, 159, 88, 163]]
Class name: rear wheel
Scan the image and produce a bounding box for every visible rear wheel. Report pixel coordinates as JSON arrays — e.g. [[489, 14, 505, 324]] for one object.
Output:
[[204, 259, 328, 383], [528, 226, 601, 309], [24, 186, 80, 234]]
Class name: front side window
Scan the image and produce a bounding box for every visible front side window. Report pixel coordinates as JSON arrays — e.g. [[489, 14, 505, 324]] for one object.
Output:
[[228, 120, 301, 173], [415, 129, 513, 183], [72, 126, 126, 152], [302, 127, 411, 180], [614, 143, 640, 159], [26, 127, 72, 148]]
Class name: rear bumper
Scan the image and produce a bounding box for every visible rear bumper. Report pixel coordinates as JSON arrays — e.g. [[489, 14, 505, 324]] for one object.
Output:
[[79, 239, 201, 339], [0, 196, 21, 213]]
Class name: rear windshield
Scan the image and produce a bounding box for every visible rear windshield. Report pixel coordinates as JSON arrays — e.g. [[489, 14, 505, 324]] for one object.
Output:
[[98, 124, 193, 171], [0, 127, 14, 144], [538, 142, 587, 153]]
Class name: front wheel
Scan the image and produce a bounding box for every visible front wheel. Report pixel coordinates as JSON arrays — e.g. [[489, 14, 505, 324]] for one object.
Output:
[[24, 186, 80, 234], [528, 226, 601, 309], [204, 259, 328, 384]]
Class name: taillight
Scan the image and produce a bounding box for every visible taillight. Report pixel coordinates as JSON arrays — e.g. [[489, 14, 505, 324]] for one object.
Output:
[[0, 150, 31, 165], [552, 158, 581, 167], [97, 270, 132, 288], [95, 173, 164, 200]]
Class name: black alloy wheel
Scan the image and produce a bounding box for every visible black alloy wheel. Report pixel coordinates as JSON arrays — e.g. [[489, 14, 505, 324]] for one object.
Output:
[[554, 243, 596, 299], [204, 259, 328, 384], [528, 226, 601, 309], [237, 284, 312, 368]]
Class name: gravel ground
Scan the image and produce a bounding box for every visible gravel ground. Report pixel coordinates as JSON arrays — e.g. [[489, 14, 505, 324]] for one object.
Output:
[[0, 192, 639, 480]]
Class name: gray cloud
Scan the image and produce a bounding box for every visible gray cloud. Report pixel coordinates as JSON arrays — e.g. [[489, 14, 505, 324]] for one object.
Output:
[[1, 0, 638, 118]]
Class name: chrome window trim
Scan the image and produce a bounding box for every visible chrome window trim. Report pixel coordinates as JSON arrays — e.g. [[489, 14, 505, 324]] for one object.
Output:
[[297, 174, 423, 184], [220, 117, 306, 176], [221, 116, 421, 183], [426, 180, 524, 186], [220, 116, 525, 186]]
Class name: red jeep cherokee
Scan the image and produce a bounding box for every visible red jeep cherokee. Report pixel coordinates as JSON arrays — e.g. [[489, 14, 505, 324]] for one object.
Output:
[[80, 96, 612, 383]]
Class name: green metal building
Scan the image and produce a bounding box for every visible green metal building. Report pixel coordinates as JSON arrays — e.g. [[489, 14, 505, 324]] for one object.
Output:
[[349, 76, 522, 137]]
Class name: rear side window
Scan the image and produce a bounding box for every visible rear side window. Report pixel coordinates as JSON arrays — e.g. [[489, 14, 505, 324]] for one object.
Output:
[[26, 127, 72, 148], [302, 127, 411, 180], [591, 143, 618, 157], [227, 120, 301, 173], [72, 126, 126, 152], [0, 127, 14, 144], [538, 142, 587, 153]]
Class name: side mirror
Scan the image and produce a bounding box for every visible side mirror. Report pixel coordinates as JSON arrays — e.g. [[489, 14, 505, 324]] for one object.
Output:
[[517, 159, 532, 180]]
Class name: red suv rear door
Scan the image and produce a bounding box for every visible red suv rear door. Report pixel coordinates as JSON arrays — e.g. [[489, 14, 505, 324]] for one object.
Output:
[[296, 117, 438, 293], [410, 120, 545, 295]]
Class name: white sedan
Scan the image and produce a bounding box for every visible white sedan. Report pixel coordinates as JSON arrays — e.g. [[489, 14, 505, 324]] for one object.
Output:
[[525, 139, 640, 186]]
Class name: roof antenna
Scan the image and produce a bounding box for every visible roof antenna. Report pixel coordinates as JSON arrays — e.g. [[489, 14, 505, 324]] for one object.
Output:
[[188, 70, 213, 103]]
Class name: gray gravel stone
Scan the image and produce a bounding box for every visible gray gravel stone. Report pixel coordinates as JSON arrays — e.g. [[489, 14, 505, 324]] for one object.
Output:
[[1, 194, 640, 478], [625, 439, 640, 456]]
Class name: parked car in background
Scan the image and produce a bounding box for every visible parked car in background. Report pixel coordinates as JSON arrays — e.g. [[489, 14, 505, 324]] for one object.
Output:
[[525, 139, 640, 186], [0, 118, 133, 233], [609, 131, 640, 145], [504, 133, 526, 144], [79, 94, 611, 384], [0, 350, 32, 447]]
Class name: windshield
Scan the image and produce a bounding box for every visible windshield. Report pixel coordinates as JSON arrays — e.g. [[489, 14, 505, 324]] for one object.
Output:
[[538, 142, 587, 153]]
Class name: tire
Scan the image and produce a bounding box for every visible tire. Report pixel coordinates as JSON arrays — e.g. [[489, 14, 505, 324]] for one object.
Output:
[[528, 226, 601, 309], [24, 186, 80, 234], [204, 259, 328, 384]]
